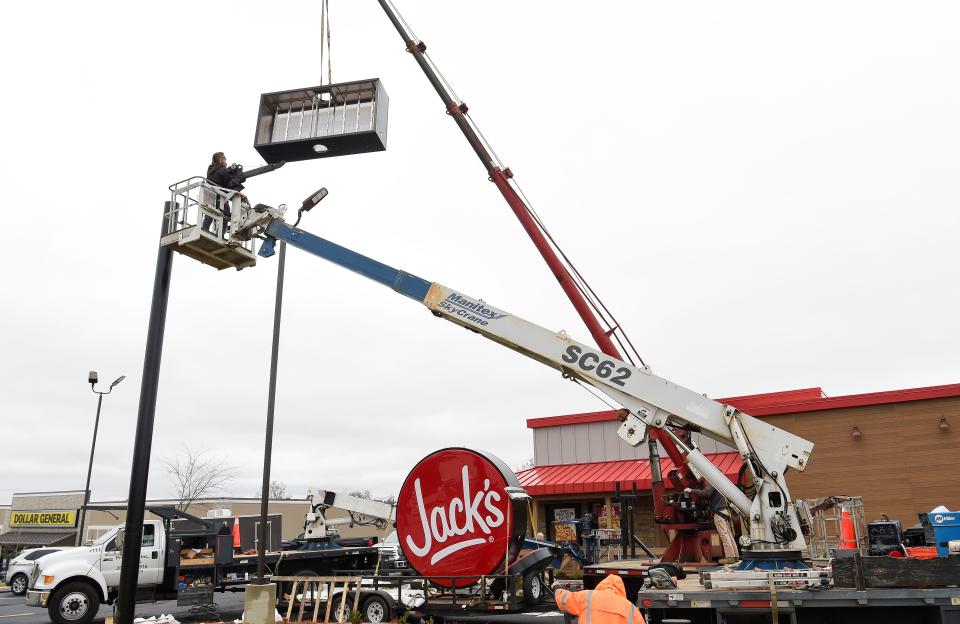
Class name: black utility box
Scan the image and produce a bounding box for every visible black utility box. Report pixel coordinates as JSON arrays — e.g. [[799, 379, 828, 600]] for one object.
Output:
[[903, 526, 929, 547], [235, 514, 282, 553], [254, 79, 388, 163], [177, 586, 214, 607], [867, 519, 903, 556]]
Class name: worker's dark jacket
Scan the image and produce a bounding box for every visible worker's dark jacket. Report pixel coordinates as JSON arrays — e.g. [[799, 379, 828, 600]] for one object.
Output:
[[689, 484, 728, 514], [206, 163, 241, 190], [555, 575, 644, 624]]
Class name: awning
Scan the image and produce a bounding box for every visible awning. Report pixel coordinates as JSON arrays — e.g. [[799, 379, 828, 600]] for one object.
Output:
[[516, 452, 742, 496], [0, 530, 76, 546]]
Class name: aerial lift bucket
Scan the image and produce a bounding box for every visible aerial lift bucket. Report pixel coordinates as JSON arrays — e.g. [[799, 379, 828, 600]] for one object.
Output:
[[160, 179, 261, 271]]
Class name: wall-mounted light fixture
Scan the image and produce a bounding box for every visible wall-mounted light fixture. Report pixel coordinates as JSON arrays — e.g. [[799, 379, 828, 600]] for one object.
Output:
[[851, 424, 862, 440], [939, 416, 950, 432]]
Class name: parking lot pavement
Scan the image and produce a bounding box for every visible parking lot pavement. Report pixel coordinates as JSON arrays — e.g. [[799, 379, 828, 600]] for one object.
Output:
[[0, 592, 246, 624]]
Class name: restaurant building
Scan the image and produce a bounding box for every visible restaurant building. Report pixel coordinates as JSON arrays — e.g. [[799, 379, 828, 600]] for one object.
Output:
[[516, 383, 960, 551]]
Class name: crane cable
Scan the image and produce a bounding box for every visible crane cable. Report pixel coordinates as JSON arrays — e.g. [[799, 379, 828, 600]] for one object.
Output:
[[515, 180, 646, 369], [458, 91, 645, 369], [320, 0, 332, 85], [382, 0, 646, 370]]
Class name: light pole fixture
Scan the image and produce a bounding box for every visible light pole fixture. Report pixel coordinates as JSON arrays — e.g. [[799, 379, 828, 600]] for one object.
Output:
[[851, 424, 862, 441], [77, 371, 125, 545], [939, 416, 950, 432], [293, 187, 329, 227]]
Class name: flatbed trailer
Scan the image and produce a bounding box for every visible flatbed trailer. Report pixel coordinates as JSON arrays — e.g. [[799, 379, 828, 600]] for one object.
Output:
[[169, 546, 380, 595], [400, 580, 960, 624], [637, 577, 960, 624], [25, 508, 380, 624], [584, 559, 694, 603], [314, 549, 558, 623]]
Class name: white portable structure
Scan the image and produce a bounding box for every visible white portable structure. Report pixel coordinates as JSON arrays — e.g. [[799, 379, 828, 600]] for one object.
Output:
[[303, 490, 397, 540]]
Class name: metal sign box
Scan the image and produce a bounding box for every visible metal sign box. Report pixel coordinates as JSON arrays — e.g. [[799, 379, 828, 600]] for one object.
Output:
[[254, 78, 388, 163]]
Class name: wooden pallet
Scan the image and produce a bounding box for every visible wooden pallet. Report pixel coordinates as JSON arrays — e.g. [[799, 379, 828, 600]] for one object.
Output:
[[270, 575, 363, 623]]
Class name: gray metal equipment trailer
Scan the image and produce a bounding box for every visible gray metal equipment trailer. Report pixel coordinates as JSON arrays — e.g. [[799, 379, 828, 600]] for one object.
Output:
[[638, 579, 960, 624], [25, 506, 378, 624]]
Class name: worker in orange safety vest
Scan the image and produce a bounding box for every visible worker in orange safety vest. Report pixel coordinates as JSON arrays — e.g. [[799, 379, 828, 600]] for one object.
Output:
[[554, 574, 645, 624]]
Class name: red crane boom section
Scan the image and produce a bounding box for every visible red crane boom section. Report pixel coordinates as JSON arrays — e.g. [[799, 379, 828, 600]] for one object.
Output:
[[375, 0, 696, 488]]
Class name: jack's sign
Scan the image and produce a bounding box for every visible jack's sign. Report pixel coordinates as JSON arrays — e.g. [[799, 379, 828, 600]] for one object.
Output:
[[11, 510, 77, 528], [397, 448, 528, 587]]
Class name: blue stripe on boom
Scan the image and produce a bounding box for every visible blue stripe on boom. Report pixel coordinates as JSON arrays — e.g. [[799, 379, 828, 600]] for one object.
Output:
[[266, 220, 432, 302]]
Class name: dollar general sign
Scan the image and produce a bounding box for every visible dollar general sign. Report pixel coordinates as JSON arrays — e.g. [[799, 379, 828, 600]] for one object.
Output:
[[10, 510, 77, 528]]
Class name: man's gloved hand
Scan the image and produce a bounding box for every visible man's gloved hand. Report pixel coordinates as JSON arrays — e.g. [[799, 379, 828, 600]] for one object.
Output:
[[551, 580, 564, 591], [683, 487, 692, 494]]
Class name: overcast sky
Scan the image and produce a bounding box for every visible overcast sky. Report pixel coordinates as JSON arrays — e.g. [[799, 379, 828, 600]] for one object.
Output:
[[1, 1, 958, 507]]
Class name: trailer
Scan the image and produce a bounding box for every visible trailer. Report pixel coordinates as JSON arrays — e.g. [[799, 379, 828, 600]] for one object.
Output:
[[637, 575, 960, 624], [25, 507, 378, 624], [274, 546, 556, 623]]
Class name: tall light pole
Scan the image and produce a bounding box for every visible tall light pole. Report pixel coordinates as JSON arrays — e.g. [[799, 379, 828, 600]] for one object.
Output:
[[256, 189, 326, 583], [77, 371, 125, 546]]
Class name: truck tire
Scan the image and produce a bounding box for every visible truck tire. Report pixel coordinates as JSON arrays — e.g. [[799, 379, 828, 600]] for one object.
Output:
[[362, 595, 390, 623], [48, 581, 100, 624], [522, 571, 544, 606], [8, 573, 28, 596]]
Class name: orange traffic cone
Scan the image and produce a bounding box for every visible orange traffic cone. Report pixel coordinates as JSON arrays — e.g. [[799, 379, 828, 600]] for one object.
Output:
[[232, 516, 241, 551], [839, 508, 856, 550]]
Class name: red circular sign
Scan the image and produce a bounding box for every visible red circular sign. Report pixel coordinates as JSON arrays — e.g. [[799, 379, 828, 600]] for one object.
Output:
[[397, 448, 526, 587]]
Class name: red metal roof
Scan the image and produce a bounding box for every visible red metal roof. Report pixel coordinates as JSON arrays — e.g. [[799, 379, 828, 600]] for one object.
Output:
[[730, 383, 960, 416], [526, 383, 960, 428], [515, 452, 742, 496]]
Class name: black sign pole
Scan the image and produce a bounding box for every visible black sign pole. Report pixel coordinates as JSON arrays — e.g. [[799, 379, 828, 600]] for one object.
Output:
[[257, 241, 286, 583], [115, 204, 175, 624]]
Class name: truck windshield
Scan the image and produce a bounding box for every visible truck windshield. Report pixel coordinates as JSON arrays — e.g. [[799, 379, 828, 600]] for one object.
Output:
[[93, 529, 118, 546]]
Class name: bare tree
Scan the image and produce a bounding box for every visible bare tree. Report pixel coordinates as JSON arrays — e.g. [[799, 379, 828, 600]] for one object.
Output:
[[513, 455, 535, 472], [268, 480, 288, 499], [349, 489, 396, 506], [163, 446, 237, 510]]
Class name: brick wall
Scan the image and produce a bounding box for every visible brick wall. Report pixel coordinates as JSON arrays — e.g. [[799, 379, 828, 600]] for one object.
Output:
[[762, 396, 960, 526]]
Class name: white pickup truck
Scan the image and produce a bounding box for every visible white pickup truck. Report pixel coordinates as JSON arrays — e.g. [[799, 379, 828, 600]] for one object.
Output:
[[26, 508, 378, 624], [26, 522, 164, 624]]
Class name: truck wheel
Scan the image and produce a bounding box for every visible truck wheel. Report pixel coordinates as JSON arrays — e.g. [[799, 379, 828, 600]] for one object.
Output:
[[48, 581, 100, 624], [522, 571, 544, 606], [9, 573, 28, 596], [362, 595, 390, 623], [278, 569, 319, 607]]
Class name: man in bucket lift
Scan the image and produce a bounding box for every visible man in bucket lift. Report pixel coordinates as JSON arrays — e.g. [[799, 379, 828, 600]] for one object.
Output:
[[203, 152, 244, 234]]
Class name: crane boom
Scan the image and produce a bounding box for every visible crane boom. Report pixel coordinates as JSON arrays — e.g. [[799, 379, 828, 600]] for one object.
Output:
[[374, 0, 705, 524], [374, 0, 625, 362], [257, 219, 813, 556], [302, 489, 396, 540]]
